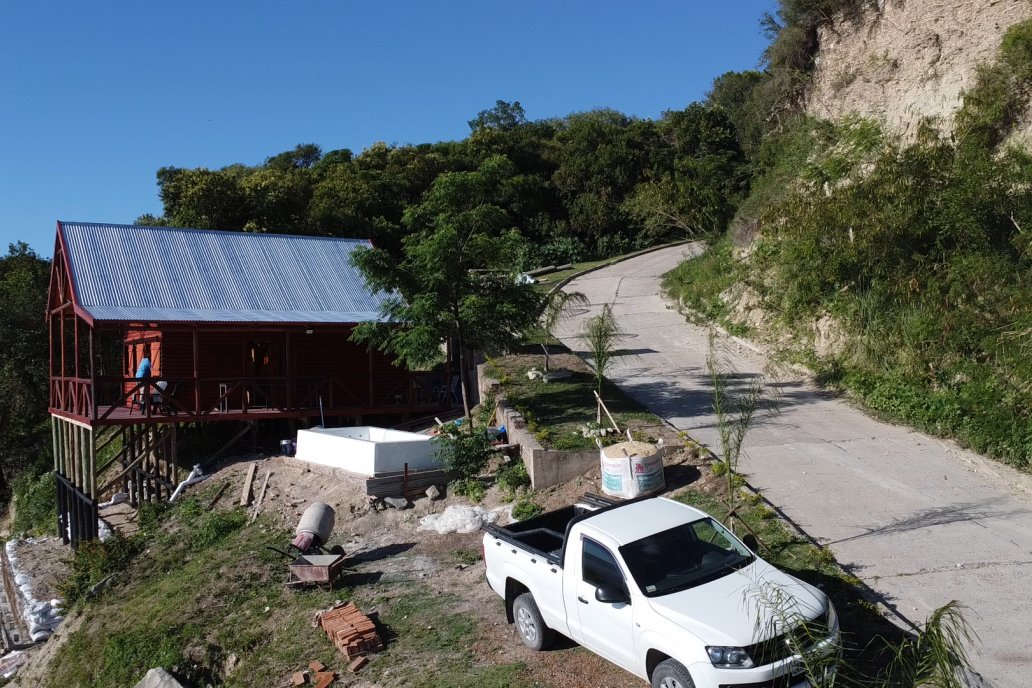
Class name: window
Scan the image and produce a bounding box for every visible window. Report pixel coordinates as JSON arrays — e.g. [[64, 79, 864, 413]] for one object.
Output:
[[619, 518, 753, 597], [582, 537, 626, 591]]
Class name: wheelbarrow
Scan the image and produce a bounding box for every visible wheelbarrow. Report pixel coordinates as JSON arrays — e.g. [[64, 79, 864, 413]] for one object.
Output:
[[266, 502, 348, 588], [267, 545, 348, 588]]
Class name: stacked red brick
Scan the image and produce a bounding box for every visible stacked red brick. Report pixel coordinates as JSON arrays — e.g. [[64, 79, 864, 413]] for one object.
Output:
[[317, 602, 383, 659]]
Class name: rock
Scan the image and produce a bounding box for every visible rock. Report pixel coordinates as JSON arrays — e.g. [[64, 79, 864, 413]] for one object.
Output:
[[133, 668, 185, 688], [384, 496, 410, 510], [425, 485, 442, 501]]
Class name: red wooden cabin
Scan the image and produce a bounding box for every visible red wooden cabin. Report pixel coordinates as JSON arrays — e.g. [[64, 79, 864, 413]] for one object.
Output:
[[48, 221, 455, 544]]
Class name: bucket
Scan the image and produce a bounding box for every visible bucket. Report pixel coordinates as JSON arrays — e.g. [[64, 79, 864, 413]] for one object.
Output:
[[280, 439, 295, 457], [600, 441, 665, 499]]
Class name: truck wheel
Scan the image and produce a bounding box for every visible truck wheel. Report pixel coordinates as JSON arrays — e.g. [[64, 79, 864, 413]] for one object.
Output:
[[651, 659, 695, 688], [512, 592, 553, 650]]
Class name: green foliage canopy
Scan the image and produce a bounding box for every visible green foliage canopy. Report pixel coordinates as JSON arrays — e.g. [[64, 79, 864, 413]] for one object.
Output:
[[350, 156, 544, 418], [0, 243, 51, 497]]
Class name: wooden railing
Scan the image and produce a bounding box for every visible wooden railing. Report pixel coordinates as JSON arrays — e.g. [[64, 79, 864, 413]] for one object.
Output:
[[86, 372, 449, 420]]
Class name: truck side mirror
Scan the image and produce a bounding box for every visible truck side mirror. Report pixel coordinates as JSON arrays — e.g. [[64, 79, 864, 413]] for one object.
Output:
[[742, 534, 759, 553], [595, 584, 629, 605]]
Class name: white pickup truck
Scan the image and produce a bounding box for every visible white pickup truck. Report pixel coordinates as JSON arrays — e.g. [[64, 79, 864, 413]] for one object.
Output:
[[483, 494, 839, 688]]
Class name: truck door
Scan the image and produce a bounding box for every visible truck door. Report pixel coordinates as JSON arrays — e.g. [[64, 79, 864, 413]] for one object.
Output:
[[570, 535, 637, 673]]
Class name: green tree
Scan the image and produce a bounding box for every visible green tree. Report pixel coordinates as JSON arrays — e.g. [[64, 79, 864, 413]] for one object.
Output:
[[0, 243, 52, 498], [706, 70, 770, 155], [624, 105, 748, 240], [351, 156, 544, 419], [550, 110, 660, 254], [468, 100, 528, 132]]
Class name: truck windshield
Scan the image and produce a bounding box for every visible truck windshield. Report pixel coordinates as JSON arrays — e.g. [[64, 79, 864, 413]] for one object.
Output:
[[619, 518, 754, 597]]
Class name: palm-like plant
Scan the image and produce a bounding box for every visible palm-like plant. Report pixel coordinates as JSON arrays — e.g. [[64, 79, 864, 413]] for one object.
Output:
[[539, 289, 589, 372], [581, 304, 624, 399]]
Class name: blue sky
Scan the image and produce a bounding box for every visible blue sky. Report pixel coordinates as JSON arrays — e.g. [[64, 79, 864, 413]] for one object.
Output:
[[0, 1, 777, 257]]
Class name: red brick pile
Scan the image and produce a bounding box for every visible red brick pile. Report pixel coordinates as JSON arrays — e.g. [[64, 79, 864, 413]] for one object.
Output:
[[316, 601, 383, 660]]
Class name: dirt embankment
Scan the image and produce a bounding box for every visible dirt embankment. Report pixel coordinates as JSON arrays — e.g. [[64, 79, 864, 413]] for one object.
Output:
[[807, 0, 1032, 142], [8, 442, 712, 688]]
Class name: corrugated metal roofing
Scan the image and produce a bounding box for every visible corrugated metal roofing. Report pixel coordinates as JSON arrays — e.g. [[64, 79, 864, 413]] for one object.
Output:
[[59, 222, 390, 324]]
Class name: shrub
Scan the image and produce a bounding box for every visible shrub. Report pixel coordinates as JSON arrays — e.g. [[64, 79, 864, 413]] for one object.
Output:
[[451, 477, 486, 502], [511, 495, 543, 521], [434, 425, 492, 480], [495, 460, 530, 498], [12, 468, 56, 536]]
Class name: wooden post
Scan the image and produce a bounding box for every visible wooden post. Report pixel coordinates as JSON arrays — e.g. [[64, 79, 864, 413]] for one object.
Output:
[[368, 346, 374, 406], [193, 329, 200, 415], [89, 426, 96, 499], [285, 330, 292, 409], [89, 327, 95, 420]]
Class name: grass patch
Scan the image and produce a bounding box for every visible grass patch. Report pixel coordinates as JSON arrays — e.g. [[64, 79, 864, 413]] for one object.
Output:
[[361, 588, 532, 688], [532, 259, 608, 291], [662, 236, 749, 336], [489, 354, 663, 450], [47, 494, 344, 687]]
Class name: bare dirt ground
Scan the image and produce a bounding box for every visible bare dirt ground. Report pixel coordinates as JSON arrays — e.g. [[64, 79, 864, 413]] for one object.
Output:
[[6, 438, 713, 687], [6, 537, 70, 604]]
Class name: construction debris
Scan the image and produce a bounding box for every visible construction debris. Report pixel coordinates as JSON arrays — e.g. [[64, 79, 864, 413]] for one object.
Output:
[[313, 671, 336, 688], [315, 601, 383, 660], [424, 484, 442, 501], [348, 656, 369, 673], [290, 670, 307, 685], [308, 660, 326, 672], [383, 496, 409, 510], [133, 667, 185, 688]]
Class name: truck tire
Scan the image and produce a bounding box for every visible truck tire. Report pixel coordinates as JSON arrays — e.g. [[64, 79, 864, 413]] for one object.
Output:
[[651, 659, 695, 688], [512, 592, 554, 650]]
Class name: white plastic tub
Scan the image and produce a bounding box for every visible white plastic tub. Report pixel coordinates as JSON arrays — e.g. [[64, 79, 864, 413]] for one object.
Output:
[[294, 426, 440, 476]]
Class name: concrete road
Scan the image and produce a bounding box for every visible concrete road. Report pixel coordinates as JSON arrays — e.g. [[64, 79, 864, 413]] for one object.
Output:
[[553, 244, 1032, 687]]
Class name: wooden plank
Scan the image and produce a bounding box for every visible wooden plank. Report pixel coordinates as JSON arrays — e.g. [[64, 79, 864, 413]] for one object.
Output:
[[249, 470, 272, 523], [239, 462, 257, 506]]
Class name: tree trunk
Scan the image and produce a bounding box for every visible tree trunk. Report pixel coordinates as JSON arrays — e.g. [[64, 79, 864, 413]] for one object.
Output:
[[458, 347, 472, 422], [540, 343, 551, 372]]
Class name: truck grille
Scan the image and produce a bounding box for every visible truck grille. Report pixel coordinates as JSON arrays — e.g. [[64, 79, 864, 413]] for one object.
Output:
[[745, 608, 830, 667]]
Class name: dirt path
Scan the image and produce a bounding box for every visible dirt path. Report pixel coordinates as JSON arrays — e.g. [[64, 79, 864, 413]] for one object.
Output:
[[554, 244, 1032, 688]]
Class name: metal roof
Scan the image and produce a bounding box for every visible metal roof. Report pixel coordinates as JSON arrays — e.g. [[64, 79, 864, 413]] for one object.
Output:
[[58, 222, 390, 324]]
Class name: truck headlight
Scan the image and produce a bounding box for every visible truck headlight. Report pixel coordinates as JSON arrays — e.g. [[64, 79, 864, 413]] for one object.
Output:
[[706, 646, 754, 669]]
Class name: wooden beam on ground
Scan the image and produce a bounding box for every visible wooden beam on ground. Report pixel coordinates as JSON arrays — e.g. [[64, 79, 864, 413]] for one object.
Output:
[[249, 470, 271, 523], [205, 481, 230, 511], [239, 462, 258, 506]]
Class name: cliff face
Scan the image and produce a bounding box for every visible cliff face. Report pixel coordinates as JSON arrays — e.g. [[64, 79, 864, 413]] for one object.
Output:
[[807, 0, 1032, 140]]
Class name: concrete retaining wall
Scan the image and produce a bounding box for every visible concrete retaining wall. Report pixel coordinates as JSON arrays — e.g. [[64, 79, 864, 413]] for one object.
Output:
[[479, 364, 600, 490]]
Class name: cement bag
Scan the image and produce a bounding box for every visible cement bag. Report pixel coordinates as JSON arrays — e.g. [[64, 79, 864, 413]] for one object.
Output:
[[600, 441, 665, 498]]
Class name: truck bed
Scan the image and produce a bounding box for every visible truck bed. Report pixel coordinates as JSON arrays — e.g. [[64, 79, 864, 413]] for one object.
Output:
[[485, 498, 610, 566]]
